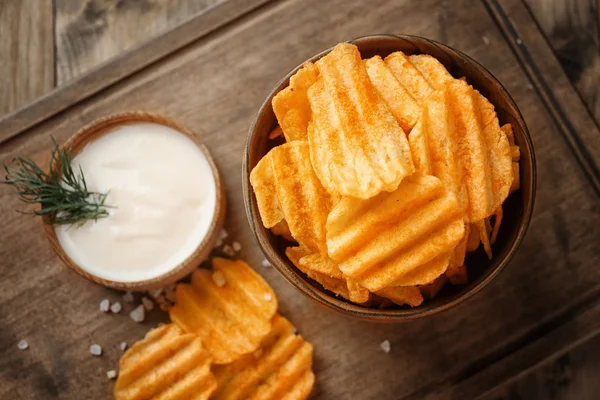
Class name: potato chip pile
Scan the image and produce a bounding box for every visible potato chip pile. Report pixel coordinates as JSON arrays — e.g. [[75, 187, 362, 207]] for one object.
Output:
[[115, 258, 314, 400], [251, 42, 520, 307]]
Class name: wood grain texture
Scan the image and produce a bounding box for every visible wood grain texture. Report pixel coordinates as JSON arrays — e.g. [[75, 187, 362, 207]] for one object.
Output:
[[55, 0, 225, 85], [1, 0, 600, 399], [524, 0, 600, 124], [0, 0, 54, 116]]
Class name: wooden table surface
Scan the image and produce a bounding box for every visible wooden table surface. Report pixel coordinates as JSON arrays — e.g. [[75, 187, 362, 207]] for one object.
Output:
[[1, 0, 600, 399]]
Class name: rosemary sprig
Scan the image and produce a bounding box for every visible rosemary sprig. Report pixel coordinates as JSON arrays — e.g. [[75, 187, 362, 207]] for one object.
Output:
[[3, 137, 111, 225]]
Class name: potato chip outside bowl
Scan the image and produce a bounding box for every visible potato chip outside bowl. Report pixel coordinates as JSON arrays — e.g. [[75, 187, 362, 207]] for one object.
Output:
[[243, 34, 536, 322]]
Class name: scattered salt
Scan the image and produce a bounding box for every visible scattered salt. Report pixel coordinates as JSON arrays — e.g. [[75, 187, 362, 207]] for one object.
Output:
[[220, 229, 228, 240], [380, 340, 391, 353], [482, 36, 490, 46], [122, 291, 135, 303], [291, 326, 298, 334], [212, 271, 226, 287], [110, 302, 122, 314], [142, 297, 154, 311], [516, 38, 523, 45], [261, 259, 271, 268], [222, 244, 235, 257], [148, 288, 163, 299], [130, 305, 146, 323], [214, 237, 223, 248], [264, 293, 272, 301], [17, 340, 29, 350], [232, 241, 242, 252], [99, 299, 110, 313], [106, 370, 117, 380], [90, 344, 103, 356], [120, 342, 128, 351]]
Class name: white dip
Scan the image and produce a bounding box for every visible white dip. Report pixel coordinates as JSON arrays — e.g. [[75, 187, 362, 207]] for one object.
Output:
[[55, 122, 216, 282]]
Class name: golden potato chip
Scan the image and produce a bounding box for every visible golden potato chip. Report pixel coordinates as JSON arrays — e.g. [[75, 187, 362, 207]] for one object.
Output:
[[446, 264, 468, 285], [327, 174, 465, 291], [250, 153, 284, 228], [409, 80, 513, 222], [502, 123, 521, 193], [170, 258, 277, 364], [419, 275, 448, 299], [270, 141, 332, 254], [308, 43, 415, 198], [393, 251, 451, 287], [212, 314, 314, 400], [490, 206, 503, 244], [474, 219, 492, 260], [115, 324, 216, 400], [364, 55, 420, 132], [446, 223, 469, 284], [269, 126, 283, 140], [384, 51, 434, 104], [375, 286, 423, 307], [408, 54, 454, 88], [466, 223, 481, 252], [272, 62, 319, 142], [286, 246, 370, 304], [270, 219, 294, 242]]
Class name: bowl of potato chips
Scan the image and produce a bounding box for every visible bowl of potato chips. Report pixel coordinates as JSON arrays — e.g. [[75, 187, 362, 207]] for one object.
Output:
[[243, 34, 536, 321]]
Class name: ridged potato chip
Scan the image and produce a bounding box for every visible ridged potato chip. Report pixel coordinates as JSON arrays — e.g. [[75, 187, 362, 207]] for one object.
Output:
[[250, 153, 284, 229], [270, 219, 294, 242], [286, 246, 370, 304], [272, 62, 319, 142], [409, 80, 513, 222], [308, 43, 415, 198], [408, 54, 454, 88], [115, 324, 216, 400], [375, 286, 423, 307], [169, 258, 277, 364], [393, 251, 451, 287], [212, 314, 314, 400], [364, 55, 420, 132], [419, 275, 448, 300], [384, 51, 434, 104], [270, 141, 332, 254], [327, 174, 465, 291]]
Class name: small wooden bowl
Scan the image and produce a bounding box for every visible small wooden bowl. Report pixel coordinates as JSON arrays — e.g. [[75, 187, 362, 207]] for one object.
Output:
[[43, 111, 226, 291], [243, 34, 536, 321]]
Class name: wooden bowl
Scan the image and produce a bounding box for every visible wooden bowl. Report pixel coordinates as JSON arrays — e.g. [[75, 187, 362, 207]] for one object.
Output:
[[243, 34, 536, 321], [43, 111, 226, 291]]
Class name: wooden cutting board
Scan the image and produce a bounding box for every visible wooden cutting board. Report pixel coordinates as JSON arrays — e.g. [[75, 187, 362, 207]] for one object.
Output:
[[1, 0, 600, 399]]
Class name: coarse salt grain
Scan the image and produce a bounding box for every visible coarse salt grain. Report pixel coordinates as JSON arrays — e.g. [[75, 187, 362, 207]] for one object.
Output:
[[220, 229, 228, 240], [380, 340, 391, 353], [110, 302, 122, 314], [120, 342, 128, 351], [99, 299, 110, 313], [222, 244, 235, 257], [212, 271, 226, 287], [148, 288, 163, 299], [482, 35, 490, 45], [264, 293, 272, 301], [130, 305, 145, 323], [261, 259, 271, 268], [142, 297, 154, 311], [90, 344, 103, 356], [122, 291, 135, 303], [106, 370, 117, 380], [17, 340, 29, 350], [232, 241, 242, 252]]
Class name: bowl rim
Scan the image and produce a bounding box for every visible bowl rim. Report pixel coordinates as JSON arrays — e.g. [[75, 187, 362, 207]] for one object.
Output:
[[243, 34, 537, 321], [43, 111, 227, 291]]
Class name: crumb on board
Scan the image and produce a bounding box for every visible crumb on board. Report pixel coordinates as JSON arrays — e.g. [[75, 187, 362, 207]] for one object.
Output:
[[106, 370, 117, 380], [130, 305, 145, 323], [232, 241, 242, 252], [110, 302, 122, 314], [99, 299, 110, 313], [120, 342, 128, 351], [141, 297, 154, 311], [90, 344, 102, 356], [380, 340, 391, 353], [222, 244, 235, 257]]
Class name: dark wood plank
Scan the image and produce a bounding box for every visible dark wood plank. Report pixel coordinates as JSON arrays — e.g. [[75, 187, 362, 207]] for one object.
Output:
[[0, 0, 272, 146], [0, 0, 54, 116], [1, 0, 600, 398], [496, 333, 600, 400], [524, 0, 600, 125], [55, 0, 225, 85]]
